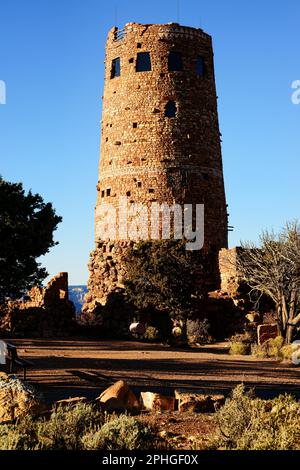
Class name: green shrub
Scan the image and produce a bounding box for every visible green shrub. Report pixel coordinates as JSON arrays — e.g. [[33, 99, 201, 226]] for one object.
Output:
[[187, 318, 213, 345], [281, 344, 296, 360], [36, 402, 104, 450], [229, 333, 251, 355], [143, 326, 161, 342], [266, 336, 284, 359], [0, 403, 165, 451], [82, 415, 163, 450], [0, 415, 41, 450], [251, 336, 300, 362], [210, 384, 300, 450], [229, 342, 250, 355], [251, 343, 268, 358], [0, 427, 23, 450]]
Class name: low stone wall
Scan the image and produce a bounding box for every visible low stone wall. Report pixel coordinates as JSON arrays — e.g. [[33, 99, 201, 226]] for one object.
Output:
[[218, 247, 245, 297], [0, 273, 76, 337], [19, 272, 69, 309]]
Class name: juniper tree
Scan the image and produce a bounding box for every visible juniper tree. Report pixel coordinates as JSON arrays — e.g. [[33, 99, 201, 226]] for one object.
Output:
[[0, 176, 62, 301]]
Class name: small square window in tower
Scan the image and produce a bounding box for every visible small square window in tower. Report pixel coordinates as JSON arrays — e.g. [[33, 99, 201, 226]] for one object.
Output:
[[196, 56, 205, 76], [111, 58, 121, 78], [136, 52, 152, 72], [168, 51, 183, 71], [181, 171, 188, 188], [165, 101, 177, 118]]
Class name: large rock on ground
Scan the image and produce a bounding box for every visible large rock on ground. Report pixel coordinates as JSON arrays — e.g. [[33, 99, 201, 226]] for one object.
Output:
[[54, 396, 88, 410], [0, 372, 47, 422], [141, 392, 175, 412], [175, 390, 225, 412], [96, 380, 140, 412]]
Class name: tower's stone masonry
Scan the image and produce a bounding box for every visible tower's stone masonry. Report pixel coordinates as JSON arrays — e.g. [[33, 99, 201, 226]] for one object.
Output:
[[85, 22, 228, 310]]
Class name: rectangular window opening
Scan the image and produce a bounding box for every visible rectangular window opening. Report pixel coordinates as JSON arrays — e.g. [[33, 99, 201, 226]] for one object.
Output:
[[181, 171, 188, 188], [196, 56, 205, 76], [106, 188, 111, 196], [136, 52, 152, 72], [111, 58, 121, 79], [168, 51, 183, 71]]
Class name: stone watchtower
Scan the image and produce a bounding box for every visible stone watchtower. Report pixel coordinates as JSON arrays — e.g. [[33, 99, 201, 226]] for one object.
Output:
[[84, 22, 228, 310]]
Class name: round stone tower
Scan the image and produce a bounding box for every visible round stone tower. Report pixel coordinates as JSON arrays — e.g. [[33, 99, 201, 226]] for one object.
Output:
[[85, 22, 228, 309]]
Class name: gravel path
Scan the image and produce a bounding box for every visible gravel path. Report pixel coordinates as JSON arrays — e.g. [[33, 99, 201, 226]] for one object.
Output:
[[5, 338, 300, 403]]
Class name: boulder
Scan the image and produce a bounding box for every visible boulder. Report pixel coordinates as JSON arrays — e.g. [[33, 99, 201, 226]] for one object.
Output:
[[0, 372, 47, 422], [246, 312, 260, 323], [101, 397, 126, 413], [141, 392, 175, 412], [54, 396, 88, 410], [129, 322, 146, 335], [175, 390, 225, 413], [210, 394, 226, 410], [96, 380, 140, 412], [172, 327, 182, 337]]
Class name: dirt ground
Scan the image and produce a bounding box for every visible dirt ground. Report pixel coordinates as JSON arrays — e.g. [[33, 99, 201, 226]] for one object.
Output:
[[3, 338, 300, 449]]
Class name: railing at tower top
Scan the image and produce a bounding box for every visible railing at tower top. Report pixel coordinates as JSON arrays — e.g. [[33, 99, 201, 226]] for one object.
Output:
[[114, 28, 126, 41]]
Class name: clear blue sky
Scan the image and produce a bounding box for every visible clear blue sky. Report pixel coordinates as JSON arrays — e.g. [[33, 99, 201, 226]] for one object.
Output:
[[0, 0, 299, 284]]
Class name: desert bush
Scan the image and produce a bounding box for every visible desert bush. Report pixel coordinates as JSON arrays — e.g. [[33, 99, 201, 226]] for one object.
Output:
[[229, 332, 251, 355], [281, 344, 297, 360], [266, 336, 284, 359], [143, 326, 161, 342], [36, 402, 103, 450], [0, 403, 104, 450], [210, 384, 300, 450], [251, 343, 268, 358], [0, 416, 37, 450], [81, 415, 163, 450], [0, 426, 25, 450], [251, 336, 300, 362], [229, 342, 250, 355], [187, 318, 213, 345], [0, 403, 165, 451]]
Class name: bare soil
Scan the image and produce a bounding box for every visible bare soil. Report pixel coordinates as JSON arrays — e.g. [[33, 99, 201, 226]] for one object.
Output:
[[3, 338, 300, 449]]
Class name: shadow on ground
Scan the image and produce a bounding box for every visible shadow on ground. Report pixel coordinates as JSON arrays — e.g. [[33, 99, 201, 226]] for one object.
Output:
[[3, 338, 300, 403]]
